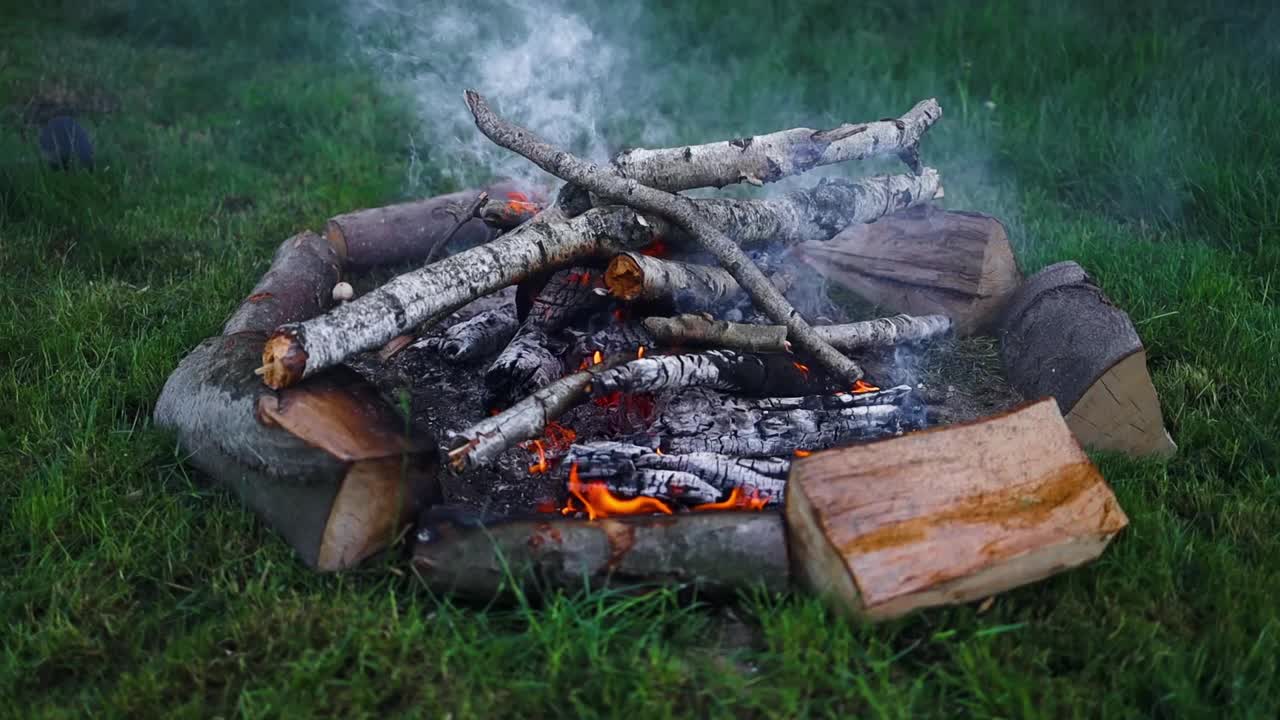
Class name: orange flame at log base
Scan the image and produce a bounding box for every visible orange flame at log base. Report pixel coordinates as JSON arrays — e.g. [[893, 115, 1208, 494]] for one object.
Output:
[[852, 379, 880, 393], [692, 487, 770, 511], [565, 463, 673, 520]]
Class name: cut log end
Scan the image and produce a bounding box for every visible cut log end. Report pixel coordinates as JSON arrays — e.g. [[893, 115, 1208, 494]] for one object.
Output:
[[1063, 350, 1177, 457], [323, 221, 349, 263], [261, 331, 307, 389], [605, 253, 644, 301]]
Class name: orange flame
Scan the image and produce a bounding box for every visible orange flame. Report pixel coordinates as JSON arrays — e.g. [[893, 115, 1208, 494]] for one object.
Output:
[[567, 463, 673, 520], [793, 449, 812, 457], [793, 361, 810, 378], [525, 439, 549, 474], [852, 379, 880, 394], [693, 487, 770, 511], [592, 350, 603, 365], [543, 421, 577, 453], [506, 191, 529, 202], [637, 345, 646, 358]]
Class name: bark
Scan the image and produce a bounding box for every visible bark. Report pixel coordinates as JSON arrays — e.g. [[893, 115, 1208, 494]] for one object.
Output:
[[416, 307, 520, 362], [325, 184, 516, 269], [261, 205, 659, 389], [486, 267, 609, 404], [465, 89, 869, 383], [224, 231, 342, 335], [591, 350, 830, 398], [610, 98, 941, 191], [642, 313, 952, 353], [565, 442, 788, 505], [568, 322, 656, 361], [412, 509, 791, 601], [605, 252, 743, 309], [637, 387, 916, 456], [786, 398, 1128, 621]]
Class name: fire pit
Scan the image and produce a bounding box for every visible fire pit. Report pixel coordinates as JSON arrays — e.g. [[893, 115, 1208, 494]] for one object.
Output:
[[156, 92, 1167, 620]]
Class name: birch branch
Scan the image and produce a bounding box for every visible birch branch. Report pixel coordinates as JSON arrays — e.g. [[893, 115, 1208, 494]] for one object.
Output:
[[611, 99, 941, 191], [643, 313, 953, 353], [605, 251, 742, 308], [590, 350, 827, 397], [464, 90, 868, 383]]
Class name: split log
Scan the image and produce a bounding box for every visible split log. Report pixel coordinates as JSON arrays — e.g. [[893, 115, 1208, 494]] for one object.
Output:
[[156, 232, 440, 571], [605, 252, 743, 310], [998, 261, 1176, 457], [611, 99, 941, 191], [591, 350, 831, 398], [415, 306, 519, 362], [325, 184, 519, 269], [641, 387, 916, 456], [465, 89, 876, 384], [642, 313, 952, 354], [796, 205, 1021, 334], [412, 508, 790, 601], [565, 442, 789, 505], [486, 267, 608, 404], [785, 398, 1129, 621]]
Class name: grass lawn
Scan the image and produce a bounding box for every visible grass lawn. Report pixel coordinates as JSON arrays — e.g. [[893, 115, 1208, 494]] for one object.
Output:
[[2, 0, 1278, 716]]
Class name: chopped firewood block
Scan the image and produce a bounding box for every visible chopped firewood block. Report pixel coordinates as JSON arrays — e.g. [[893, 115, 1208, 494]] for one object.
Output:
[[999, 261, 1176, 457], [785, 398, 1128, 621], [795, 204, 1021, 335]]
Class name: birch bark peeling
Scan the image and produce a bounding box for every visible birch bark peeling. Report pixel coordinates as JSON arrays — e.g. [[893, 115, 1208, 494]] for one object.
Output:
[[605, 251, 742, 307], [260, 206, 658, 389], [464, 90, 868, 383], [611, 99, 942, 191], [642, 313, 952, 353]]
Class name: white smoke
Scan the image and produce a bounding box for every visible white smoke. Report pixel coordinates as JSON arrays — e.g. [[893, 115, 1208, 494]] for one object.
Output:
[[347, 0, 672, 193]]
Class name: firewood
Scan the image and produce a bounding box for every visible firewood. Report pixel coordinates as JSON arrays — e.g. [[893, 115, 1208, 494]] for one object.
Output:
[[611, 98, 941, 192], [465, 89, 884, 384], [412, 508, 790, 601], [564, 442, 790, 505], [156, 232, 440, 571], [648, 387, 914, 457], [590, 350, 831, 398], [478, 194, 542, 229], [414, 306, 520, 362], [642, 313, 952, 354], [999, 261, 1176, 457], [486, 267, 609, 404], [324, 186, 497, 269], [605, 252, 743, 309], [796, 205, 1021, 335], [785, 398, 1129, 621]]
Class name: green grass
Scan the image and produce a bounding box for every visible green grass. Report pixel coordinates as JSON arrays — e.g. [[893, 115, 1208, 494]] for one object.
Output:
[[2, 0, 1279, 716]]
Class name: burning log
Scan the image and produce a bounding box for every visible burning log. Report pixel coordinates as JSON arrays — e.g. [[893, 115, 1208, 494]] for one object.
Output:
[[796, 205, 1021, 335], [415, 306, 519, 362], [611, 99, 941, 191], [156, 231, 440, 571], [486, 267, 609, 403], [785, 399, 1129, 621], [643, 387, 915, 456], [465, 89, 876, 384], [565, 442, 788, 505], [478, 193, 542, 229], [591, 350, 830, 398], [642, 313, 952, 354], [324, 184, 517, 269], [999, 262, 1176, 457], [605, 252, 742, 310], [412, 508, 790, 601]]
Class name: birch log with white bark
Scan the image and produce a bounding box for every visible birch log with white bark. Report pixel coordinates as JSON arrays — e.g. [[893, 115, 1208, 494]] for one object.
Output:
[[565, 442, 789, 504], [643, 313, 953, 353], [464, 89, 871, 384], [591, 350, 829, 398], [605, 251, 743, 308], [611, 99, 941, 191]]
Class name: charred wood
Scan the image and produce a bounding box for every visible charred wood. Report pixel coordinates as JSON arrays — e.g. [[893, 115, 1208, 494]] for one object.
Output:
[[591, 350, 831, 398], [415, 306, 519, 362], [565, 442, 788, 505]]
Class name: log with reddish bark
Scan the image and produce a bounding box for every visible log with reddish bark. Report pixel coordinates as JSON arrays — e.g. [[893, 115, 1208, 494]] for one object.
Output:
[[796, 204, 1020, 335], [999, 261, 1176, 457], [564, 442, 789, 505], [785, 398, 1129, 621], [641, 313, 952, 354], [156, 231, 440, 571], [412, 508, 790, 601]]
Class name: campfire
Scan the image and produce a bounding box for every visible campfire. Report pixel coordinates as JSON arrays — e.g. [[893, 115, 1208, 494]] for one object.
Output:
[[156, 91, 1173, 620]]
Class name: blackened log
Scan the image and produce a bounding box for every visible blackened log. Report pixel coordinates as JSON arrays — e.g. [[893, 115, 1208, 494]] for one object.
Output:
[[412, 509, 791, 601], [416, 306, 520, 362], [479, 194, 542, 229], [565, 442, 788, 505], [568, 322, 656, 361], [591, 350, 831, 398], [642, 313, 952, 354], [611, 99, 941, 191]]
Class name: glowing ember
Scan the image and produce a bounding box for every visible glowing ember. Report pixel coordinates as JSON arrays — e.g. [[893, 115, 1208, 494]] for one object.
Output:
[[640, 238, 667, 257], [794, 449, 812, 457], [524, 439, 549, 474], [566, 463, 673, 520], [579, 271, 592, 287], [505, 191, 529, 202], [852, 379, 880, 393], [612, 307, 626, 322], [792, 361, 810, 378], [543, 421, 577, 453], [592, 350, 603, 365]]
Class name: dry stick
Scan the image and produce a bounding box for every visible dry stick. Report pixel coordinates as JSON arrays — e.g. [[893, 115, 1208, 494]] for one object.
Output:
[[424, 191, 490, 265], [260, 205, 657, 388], [611, 98, 942, 191], [465, 90, 877, 383], [643, 313, 953, 353], [605, 251, 742, 307]]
